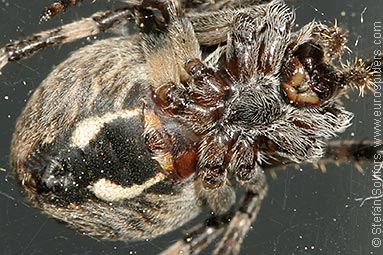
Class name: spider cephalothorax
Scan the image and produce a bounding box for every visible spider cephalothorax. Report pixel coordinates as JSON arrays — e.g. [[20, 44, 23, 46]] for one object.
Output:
[[143, 1, 371, 193]]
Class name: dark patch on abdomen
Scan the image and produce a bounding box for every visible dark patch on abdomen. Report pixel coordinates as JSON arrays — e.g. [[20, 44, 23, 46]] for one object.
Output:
[[24, 113, 163, 205]]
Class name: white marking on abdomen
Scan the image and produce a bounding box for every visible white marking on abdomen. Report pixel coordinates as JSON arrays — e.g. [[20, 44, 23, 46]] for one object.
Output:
[[89, 172, 166, 202], [71, 108, 140, 149]]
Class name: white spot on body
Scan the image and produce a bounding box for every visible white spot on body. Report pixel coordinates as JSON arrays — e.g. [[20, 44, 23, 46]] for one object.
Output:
[[89, 172, 166, 202], [71, 109, 140, 149]]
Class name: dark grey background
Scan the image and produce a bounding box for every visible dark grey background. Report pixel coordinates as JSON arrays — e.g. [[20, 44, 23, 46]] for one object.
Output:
[[0, 0, 382, 254]]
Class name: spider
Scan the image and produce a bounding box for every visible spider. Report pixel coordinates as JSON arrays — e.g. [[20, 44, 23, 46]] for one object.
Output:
[[0, 1, 382, 254]]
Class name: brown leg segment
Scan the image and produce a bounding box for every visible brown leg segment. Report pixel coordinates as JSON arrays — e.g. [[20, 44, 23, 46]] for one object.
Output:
[[41, 0, 84, 22]]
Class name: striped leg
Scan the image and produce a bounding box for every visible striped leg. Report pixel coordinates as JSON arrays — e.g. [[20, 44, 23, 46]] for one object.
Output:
[[0, 7, 135, 70], [161, 173, 268, 255]]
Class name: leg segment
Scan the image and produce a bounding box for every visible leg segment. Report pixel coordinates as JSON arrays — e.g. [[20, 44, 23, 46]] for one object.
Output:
[[214, 172, 268, 255], [1, 0, 184, 71], [188, 0, 282, 46], [40, 0, 273, 22], [0, 0, 279, 70], [0, 7, 135, 70], [160, 173, 268, 255], [41, 0, 85, 21], [324, 140, 383, 163], [160, 217, 226, 255]]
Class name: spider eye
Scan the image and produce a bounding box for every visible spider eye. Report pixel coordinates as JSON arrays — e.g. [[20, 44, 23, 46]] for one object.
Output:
[[281, 42, 340, 105]]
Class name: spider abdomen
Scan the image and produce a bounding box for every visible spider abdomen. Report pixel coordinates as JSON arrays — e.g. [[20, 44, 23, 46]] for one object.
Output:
[[11, 36, 202, 240]]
